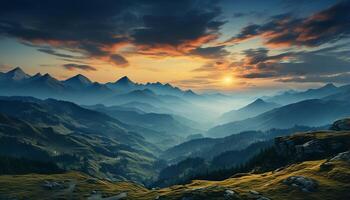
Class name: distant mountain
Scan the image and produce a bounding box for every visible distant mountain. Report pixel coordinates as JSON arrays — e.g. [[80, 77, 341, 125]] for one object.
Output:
[[105, 76, 188, 97], [86, 104, 201, 149], [0, 67, 201, 106], [208, 99, 350, 137], [161, 126, 313, 163], [0, 97, 161, 182], [105, 76, 136, 92], [0, 67, 29, 82], [266, 83, 340, 105], [119, 101, 174, 114], [63, 74, 92, 89], [219, 98, 280, 123]]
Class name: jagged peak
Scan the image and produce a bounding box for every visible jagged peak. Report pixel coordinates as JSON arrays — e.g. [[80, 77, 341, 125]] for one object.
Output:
[[33, 72, 42, 77], [322, 83, 336, 89], [5, 66, 29, 80], [66, 74, 92, 84], [115, 76, 134, 85]]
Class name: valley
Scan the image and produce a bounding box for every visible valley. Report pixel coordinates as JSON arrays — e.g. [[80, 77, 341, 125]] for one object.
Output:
[[1, 67, 350, 199]]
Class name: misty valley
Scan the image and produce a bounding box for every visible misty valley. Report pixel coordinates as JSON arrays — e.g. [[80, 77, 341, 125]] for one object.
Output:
[[0, 67, 350, 199]]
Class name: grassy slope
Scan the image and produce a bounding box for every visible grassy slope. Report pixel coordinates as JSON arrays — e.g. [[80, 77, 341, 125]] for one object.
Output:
[[0, 159, 349, 200]]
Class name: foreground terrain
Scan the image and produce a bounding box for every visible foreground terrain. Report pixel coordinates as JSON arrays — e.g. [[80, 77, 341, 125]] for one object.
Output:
[[1, 131, 349, 200]]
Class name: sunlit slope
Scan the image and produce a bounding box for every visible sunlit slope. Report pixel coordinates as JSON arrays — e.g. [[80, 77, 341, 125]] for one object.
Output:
[[1, 131, 349, 200]]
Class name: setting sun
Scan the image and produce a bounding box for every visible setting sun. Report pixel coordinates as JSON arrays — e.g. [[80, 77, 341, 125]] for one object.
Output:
[[223, 76, 233, 85]]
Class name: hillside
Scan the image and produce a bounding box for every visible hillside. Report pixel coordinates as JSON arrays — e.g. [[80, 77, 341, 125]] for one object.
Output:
[[208, 99, 350, 137], [1, 131, 349, 199], [163, 126, 315, 163], [0, 97, 162, 182], [265, 83, 340, 105], [219, 98, 280, 123]]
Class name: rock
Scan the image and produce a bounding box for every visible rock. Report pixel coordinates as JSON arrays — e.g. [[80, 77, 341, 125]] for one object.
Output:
[[330, 118, 350, 131], [224, 189, 237, 199], [283, 176, 318, 192], [257, 197, 271, 200], [249, 190, 260, 195], [86, 178, 99, 184], [225, 189, 235, 196], [295, 140, 325, 157], [42, 181, 65, 190], [154, 196, 160, 200], [330, 151, 350, 162]]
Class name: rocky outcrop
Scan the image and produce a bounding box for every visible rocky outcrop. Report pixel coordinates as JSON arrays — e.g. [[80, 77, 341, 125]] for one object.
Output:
[[283, 176, 318, 192], [41, 180, 66, 190], [330, 151, 350, 162], [330, 118, 350, 131], [275, 131, 350, 162]]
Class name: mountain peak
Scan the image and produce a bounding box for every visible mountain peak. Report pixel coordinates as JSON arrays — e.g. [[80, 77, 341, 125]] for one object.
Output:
[[5, 67, 29, 81], [252, 98, 265, 104], [322, 83, 336, 89], [115, 76, 134, 85], [68, 74, 92, 84]]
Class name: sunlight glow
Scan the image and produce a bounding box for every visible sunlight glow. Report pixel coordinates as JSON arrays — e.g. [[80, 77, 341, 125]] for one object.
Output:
[[222, 76, 233, 85]]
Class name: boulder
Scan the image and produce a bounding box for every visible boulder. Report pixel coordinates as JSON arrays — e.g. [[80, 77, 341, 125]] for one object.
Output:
[[41, 180, 66, 190], [330, 151, 350, 162], [257, 197, 271, 200], [330, 118, 350, 131], [283, 176, 318, 192], [249, 190, 260, 195], [224, 189, 236, 199]]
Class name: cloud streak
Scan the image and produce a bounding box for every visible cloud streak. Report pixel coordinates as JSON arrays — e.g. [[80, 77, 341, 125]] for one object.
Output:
[[223, 1, 350, 47], [62, 63, 97, 71]]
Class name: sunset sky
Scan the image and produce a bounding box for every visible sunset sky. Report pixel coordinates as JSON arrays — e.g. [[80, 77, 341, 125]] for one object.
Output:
[[0, 0, 349, 92]]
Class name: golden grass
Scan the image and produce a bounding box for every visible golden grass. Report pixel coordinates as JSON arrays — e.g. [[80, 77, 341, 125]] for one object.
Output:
[[0, 159, 349, 200]]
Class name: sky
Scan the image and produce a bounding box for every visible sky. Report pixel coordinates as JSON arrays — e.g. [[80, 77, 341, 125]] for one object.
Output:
[[0, 0, 349, 93]]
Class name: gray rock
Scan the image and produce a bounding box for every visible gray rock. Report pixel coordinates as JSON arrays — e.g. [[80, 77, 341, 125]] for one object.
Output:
[[249, 190, 260, 195], [42, 180, 65, 190], [330, 151, 350, 162], [330, 118, 350, 131], [296, 140, 324, 156], [283, 176, 318, 192], [224, 189, 236, 199], [257, 197, 271, 200]]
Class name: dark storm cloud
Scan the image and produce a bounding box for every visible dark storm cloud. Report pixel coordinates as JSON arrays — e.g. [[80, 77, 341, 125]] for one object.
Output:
[[190, 45, 229, 59], [225, 0, 350, 47], [62, 63, 96, 71], [37, 48, 81, 59], [236, 47, 350, 82], [278, 73, 350, 84], [0, 0, 225, 64], [132, 7, 224, 46], [109, 54, 129, 66]]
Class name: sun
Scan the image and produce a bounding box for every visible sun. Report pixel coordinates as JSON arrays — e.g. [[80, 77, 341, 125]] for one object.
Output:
[[222, 76, 233, 85]]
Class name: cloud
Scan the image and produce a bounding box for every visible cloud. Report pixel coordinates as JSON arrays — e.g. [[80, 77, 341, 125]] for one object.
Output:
[[0, 0, 227, 66], [278, 73, 350, 84], [37, 48, 81, 59], [233, 47, 350, 83], [224, 1, 350, 47], [189, 45, 229, 59], [62, 63, 96, 71], [132, 8, 223, 46], [109, 54, 129, 66]]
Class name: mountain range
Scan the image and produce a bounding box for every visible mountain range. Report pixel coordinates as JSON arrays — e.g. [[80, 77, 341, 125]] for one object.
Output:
[[208, 99, 350, 137], [218, 98, 280, 123], [0, 67, 224, 122], [0, 96, 162, 182], [264, 83, 342, 105]]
